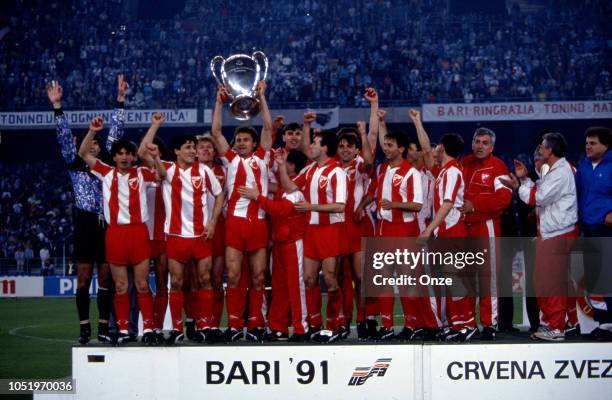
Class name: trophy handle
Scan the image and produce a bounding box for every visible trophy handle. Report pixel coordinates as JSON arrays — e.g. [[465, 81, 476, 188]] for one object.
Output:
[[252, 51, 268, 82], [210, 55, 225, 86]]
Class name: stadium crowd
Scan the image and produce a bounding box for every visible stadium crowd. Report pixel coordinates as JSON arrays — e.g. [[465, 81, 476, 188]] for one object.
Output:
[[0, 161, 73, 273], [1, 0, 611, 110]]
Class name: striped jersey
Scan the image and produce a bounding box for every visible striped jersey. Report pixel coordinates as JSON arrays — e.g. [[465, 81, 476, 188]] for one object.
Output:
[[145, 183, 165, 241], [341, 155, 371, 219], [90, 160, 156, 226], [372, 159, 423, 223], [161, 161, 222, 237], [433, 159, 464, 235], [293, 158, 347, 225], [222, 148, 272, 220]]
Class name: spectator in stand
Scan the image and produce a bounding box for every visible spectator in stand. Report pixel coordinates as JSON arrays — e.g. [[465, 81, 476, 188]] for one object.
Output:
[[0, 0, 609, 110]]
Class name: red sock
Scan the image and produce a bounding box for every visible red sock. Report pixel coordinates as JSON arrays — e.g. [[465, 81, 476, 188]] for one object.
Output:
[[137, 291, 154, 331], [247, 289, 265, 329], [196, 289, 214, 330], [184, 291, 198, 321], [326, 288, 342, 331], [306, 286, 322, 327], [153, 289, 168, 330], [379, 296, 395, 329], [212, 289, 224, 328], [114, 292, 129, 332], [400, 297, 419, 329], [356, 296, 365, 323], [567, 297, 578, 326], [365, 297, 379, 318], [341, 262, 354, 324], [169, 291, 184, 331], [226, 287, 246, 330]]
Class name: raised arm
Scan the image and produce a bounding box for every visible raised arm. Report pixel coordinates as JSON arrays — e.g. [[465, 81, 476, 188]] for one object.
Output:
[[364, 88, 379, 154], [78, 117, 105, 169], [377, 109, 388, 152], [137, 112, 165, 167], [357, 121, 373, 167], [271, 115, 285, 146], [300, 111, 316, 157], [408, 109, 434, 170], [47, 81, 76, 163], [211, 85, 231, 156], [107, 74, 129, 152], [257, 81, 273, 150], [148, 143, 167, 181], [275, 148, 299, 193]]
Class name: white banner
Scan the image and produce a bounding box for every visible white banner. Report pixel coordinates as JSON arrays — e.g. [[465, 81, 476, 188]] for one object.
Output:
[[425, 343, 612, 400], [308, 106, 340, 129], [0, 109, 198, 129], [70, 345, 416, 400], [422, 101, 612, 122], [0, 276, 43, 297]]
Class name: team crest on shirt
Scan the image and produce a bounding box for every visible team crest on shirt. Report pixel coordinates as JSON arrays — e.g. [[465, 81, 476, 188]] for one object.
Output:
[[475, 171, 492, 186], [318, 175, 328, 188], [128, 177, 139, 190], [191, 176, 202, 189], [249, 158, 259, 170], [347, 169, 356, 181], [392, 174, 403, 187]]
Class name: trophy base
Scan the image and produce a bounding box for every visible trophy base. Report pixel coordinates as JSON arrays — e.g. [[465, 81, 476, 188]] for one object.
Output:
[[230, 96, 260, 121]]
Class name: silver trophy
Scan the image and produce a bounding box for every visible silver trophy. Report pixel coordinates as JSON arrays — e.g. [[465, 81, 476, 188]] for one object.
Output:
[[210, 51, 269, 121]]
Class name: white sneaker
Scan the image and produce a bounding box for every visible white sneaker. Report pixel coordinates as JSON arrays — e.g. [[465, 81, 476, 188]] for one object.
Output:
[[531, 327, 565, 341]]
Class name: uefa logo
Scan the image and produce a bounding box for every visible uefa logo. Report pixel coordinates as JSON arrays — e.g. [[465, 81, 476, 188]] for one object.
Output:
[[347, 358, 392, 386]]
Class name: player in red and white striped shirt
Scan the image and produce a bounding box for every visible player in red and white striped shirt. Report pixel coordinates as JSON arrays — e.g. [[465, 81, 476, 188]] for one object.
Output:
[[196, 134, 227, 340], [336, 123, 377, 341], [144, 136, 169, 343], [139, 114, 224, 344], [79, 116, 164, 344], [419, 133, 476, 342], [279, 130, 348, 343], [211, 83, 274, 343], [360, 130, 424, 340]]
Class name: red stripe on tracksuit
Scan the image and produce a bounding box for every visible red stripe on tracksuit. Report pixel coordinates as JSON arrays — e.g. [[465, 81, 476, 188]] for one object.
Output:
[[535, 229, 579, 330], [268, 241, 308, 334]]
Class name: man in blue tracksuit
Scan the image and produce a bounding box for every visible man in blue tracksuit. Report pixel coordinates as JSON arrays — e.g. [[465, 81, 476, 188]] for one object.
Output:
[[575, 126, 612, 341]]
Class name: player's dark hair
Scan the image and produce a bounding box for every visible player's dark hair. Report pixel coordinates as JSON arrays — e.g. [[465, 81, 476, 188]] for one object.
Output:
[[282, 123, 301, 135], [584, 126, 611, 147], [233, 125, 259, 144], [407, 136, 422, 151], [542, 132, 567, 158], [72, 133, 109, 170], [315, 130, 339, 157], [171, 134, 197, 151], [287, 149, 308, 174], [440, 133, 465, 158], [385, 131, 409, 157], [338, 131, 360, 149], [110, 139, 137, 157]]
